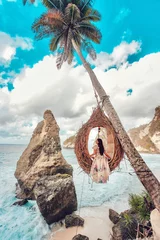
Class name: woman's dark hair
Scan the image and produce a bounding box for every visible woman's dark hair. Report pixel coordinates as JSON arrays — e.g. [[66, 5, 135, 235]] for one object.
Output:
[[97, 138, 104, 156]]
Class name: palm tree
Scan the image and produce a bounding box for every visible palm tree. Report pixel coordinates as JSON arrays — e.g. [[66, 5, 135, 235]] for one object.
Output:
[[32, 0, 160, 211]]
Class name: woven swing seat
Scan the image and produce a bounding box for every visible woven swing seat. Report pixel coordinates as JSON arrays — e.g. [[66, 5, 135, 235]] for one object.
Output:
[[74, 107, 124, 174]]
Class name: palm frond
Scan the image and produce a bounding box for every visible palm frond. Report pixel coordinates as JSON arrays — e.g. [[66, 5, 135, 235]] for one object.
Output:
[[42, 0, 64, 10], [78, 22, 102, 43], [56, 48, 65, 69], [59, 28, 72, 62], [32, 12, 64, 36], [81, 0, 94, 11], [45, 10, 65, 26], [67, 47, 74, 64], [50, 34, 63, 51], [43, 0, 58, 9], [82, 40, 96, 60], [80, 0, 94, 16], [72, 29, 81, 47], [81, 8, 101, 22], [34, 26, 54, 40], [64, 3, 80, 24]]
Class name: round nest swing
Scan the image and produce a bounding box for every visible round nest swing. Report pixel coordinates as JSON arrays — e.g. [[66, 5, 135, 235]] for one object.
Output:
[[74, 107, 124, 174]]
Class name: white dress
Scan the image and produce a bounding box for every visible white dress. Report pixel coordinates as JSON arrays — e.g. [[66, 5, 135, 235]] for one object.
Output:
[[90, 145, 110, 183]]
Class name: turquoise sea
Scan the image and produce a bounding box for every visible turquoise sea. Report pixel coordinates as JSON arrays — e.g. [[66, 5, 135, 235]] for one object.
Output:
[[0, 144, 160, 240]]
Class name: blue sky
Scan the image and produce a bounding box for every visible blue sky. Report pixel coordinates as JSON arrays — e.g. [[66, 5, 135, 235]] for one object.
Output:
[[1, 0, 160, 83], [0, 0, 160, 143]]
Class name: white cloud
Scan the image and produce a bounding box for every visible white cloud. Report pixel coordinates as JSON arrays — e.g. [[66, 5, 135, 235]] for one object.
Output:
[[14, 36, 33, 50], [0, 43, 160, 144], [0, 32, 33, 66], [88, 41, 141, 71]]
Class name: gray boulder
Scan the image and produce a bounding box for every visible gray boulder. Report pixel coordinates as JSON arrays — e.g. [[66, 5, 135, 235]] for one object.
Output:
[[34, 174, 77, 224], [12, 199, 28, 206], [111, 210, 139, 240], [65, 214, 84, 228], [109, 209, 120, 224], [72, 234, 89, 240]]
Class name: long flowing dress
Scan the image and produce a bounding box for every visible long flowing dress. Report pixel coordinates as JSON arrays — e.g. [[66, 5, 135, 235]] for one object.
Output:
[[90, 145, 110, 183]]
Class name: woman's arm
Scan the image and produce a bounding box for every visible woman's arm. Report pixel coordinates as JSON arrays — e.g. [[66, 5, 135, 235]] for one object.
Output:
[[90, 153, 95, 158], [104, 151, 111, 159], [90, 147, 97, 158]]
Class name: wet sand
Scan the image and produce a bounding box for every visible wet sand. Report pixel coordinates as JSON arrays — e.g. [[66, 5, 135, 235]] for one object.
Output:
[[49, 206, 113, 240]]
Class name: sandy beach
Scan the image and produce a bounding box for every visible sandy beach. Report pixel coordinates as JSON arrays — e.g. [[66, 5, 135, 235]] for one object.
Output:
[[49, 166, 160, 240], [49, 206, 113, 240]]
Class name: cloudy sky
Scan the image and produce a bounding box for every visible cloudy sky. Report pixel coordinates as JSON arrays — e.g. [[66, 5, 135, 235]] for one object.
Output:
[[0, 0, 160, 144]]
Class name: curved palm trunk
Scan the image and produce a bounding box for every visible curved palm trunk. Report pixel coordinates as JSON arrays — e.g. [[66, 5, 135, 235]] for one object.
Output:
[[72, 40, 160, 211]]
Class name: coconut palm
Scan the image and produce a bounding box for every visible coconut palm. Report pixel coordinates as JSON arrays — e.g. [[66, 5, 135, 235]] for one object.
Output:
[[32, 0, 160, 210]]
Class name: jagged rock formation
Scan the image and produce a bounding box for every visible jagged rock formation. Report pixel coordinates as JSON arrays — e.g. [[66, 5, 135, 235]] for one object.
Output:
[[14, 110, 77, 223], [34, 174, 77, 224], [109, 208, 152, 240], [128, 106, 160, 153], [63, 135, 76, 149]]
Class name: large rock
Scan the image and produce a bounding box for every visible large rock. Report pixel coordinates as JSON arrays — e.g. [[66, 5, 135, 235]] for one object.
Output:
[[111, 211, 138, 240], [72, 234, 89, 240], [109, 209, 120, 224], [65, 214, 84, 228], [14, 110, 77, 224], [128, 106, 160, 153], [63, 135, 76, 149], [15, 110, 73, 199], [111, 209, 153, 240], [12, 199, 28, 206], [34, 174, 77, 224]]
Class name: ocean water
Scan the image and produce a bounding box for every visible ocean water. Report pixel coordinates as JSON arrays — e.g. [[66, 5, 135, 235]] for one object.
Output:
[[0, 144, 160, 240]]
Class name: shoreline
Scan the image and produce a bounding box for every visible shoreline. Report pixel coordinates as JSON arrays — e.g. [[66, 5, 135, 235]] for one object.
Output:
[[49, 206, 113, 240], [49, 168, 160, 240]]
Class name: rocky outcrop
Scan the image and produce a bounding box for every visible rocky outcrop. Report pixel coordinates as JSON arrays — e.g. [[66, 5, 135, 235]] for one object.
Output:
[[14, 110, 77, 224], [109, 209, 120, 224], [110, 210, 139, 240], [63, 135, 76, 149], [34, 174, 77, 224], [12, 199, 28, 206], [110, 208, 153, 240], [15, 110, 73, 199], [65, 214, 84, 228], [128, 106, 160, 153], [72, 235, 89, 240]]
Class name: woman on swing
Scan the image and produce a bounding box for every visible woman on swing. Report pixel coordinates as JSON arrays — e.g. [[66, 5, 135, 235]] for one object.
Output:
[[90, 137, 111, 183]]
